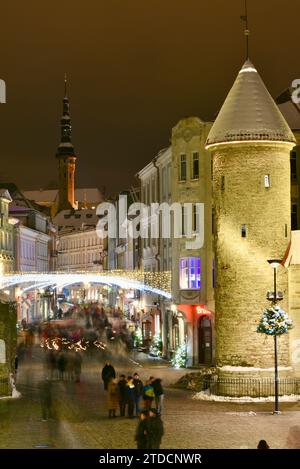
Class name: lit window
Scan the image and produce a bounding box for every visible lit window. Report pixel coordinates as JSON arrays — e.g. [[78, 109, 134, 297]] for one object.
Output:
[[241, 224, 247, 238], [192, 152, 199, 179], [179, 154, 187, 181], [264, 175, 270, 188], [179, 257, 201, 289]]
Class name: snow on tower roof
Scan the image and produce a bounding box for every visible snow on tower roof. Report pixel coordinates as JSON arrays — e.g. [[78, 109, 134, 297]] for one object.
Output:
[[206, 60, 296, 148]]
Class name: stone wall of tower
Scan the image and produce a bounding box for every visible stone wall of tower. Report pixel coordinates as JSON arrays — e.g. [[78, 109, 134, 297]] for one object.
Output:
[[58, 155, 76, 211], [212, 142, 293, 374]]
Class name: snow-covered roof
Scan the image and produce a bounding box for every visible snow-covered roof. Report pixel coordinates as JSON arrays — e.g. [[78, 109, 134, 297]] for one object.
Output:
[[206, 60, 296, 148], [23, 188, 103, 204]]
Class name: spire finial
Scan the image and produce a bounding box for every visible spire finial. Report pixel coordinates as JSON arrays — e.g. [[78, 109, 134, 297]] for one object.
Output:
[[64, 72, 67, 97], [240, 0, 250, 59]]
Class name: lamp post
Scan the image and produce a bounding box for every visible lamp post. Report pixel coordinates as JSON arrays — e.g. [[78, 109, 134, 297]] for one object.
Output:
[[267, 259, 282, 415]]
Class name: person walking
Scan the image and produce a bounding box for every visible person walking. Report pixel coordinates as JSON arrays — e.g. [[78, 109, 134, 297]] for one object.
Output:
[[118, 375, 128, 417], [135, 411, 148, 449], [152, 378, 164, 415], [101, 361, 116, 390], [107, 378, 119, 418], [39, 377, 53, 422], [146, 408, 164, 449], [133, 372, 143, 416]]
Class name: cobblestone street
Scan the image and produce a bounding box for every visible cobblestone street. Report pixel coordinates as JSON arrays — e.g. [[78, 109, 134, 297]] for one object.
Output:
[[1, 347, 300, 449]]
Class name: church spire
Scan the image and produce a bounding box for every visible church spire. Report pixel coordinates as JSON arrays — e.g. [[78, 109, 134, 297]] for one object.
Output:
[[57, 73, 75, 157], [55, 74, 77, 214]]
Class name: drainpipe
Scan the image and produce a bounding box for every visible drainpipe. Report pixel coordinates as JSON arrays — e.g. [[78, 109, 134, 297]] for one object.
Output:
[[153, 157, 160, 272]]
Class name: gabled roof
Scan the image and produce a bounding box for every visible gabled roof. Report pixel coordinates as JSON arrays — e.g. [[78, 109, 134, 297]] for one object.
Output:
[[206, 60, 296, 148]]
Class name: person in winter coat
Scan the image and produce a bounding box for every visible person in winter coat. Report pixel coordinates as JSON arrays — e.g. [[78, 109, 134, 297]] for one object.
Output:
[[133, 372, 143, 416], [152, 378, 164, 415], [135, 411, 148, 449], [118, 375, 128, 417], [107, 378, 119, 418], [126, 376, 136, 418], [146, 408, 164, 449], [101, 361, 116, 390], [142, 379, 155, 410]]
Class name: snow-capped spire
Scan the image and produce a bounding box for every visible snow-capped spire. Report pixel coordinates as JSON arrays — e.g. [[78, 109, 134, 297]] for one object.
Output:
[[206, 60, 296, 148]]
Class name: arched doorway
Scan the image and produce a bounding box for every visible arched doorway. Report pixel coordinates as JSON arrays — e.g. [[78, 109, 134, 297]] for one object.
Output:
[[198, 315, 212, 364]]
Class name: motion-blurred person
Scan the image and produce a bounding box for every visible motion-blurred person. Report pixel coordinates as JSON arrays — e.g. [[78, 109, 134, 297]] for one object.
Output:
[[74, 352, 82, 383], [135, 411, 148, 449], [107, 378, 119, 418], [118, 375, 127, 417], [133, 372, 143, 416], [147, 408, 164, 449], [152, 378, 164, 415], [39, 377, 53, 422], [101, 361, 116, 390]]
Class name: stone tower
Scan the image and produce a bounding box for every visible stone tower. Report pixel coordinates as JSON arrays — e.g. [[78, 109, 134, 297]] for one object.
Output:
[[56, 75, 76, 213], [206, 60, 296, 381]]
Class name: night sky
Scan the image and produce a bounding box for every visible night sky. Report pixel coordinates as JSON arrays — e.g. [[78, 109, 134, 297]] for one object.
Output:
[[0, 0, 299, 196]]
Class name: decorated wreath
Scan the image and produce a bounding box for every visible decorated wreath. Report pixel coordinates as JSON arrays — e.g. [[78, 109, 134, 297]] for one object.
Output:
[[257, 305, 293, 336]]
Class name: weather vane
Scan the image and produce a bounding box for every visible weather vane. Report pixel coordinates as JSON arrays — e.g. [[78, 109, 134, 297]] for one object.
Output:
[[240, 0, 250, 59]]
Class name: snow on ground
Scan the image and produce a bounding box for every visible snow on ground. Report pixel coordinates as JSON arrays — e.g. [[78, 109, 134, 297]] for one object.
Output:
[[193, 389, 300, 402]]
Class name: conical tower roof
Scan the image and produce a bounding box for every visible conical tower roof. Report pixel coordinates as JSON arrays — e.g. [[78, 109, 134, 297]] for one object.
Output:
[[206, 60, 295, 147]]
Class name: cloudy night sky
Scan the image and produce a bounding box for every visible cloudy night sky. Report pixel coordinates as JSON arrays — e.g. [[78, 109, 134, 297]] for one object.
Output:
[[0, 0, 299, 195]]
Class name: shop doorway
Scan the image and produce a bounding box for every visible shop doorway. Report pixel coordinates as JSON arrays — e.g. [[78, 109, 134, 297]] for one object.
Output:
[[198, 315, 212, 364]]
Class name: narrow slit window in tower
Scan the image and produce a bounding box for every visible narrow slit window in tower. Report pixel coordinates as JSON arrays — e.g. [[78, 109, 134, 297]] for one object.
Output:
[[241, 224, 247, 238]]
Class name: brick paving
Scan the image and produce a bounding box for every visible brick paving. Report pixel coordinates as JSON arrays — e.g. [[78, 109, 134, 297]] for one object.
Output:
[[1, 347, 300, 449]]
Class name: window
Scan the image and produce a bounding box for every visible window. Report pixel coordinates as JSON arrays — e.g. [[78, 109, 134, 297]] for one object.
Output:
[[179, 257, 201, 289], [75, 214, 81, 219], [221, 175, 225, 191], [292, 204, 298, 230], [291, 151, 297, 181], [264, 175, 270, 188], [179, 154, 187, 181], [192, 152, 199, 179], [241, 224, 247, 238]]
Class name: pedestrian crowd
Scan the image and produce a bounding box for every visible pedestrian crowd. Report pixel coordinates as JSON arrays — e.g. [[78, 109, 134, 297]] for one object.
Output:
[[101, 361, 165, 448]]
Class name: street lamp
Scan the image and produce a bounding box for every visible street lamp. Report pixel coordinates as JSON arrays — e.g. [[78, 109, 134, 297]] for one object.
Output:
[[267, 259, 282, 415]]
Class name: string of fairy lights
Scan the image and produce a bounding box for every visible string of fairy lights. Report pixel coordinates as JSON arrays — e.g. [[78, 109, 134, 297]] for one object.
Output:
[[0, 270, 172, 298]]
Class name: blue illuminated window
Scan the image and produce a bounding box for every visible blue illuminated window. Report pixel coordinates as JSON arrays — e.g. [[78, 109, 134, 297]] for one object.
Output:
[[179, 257, 201, 289]]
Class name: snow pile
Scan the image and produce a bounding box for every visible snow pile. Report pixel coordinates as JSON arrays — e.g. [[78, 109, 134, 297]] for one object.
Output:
[[217, 365, 292, 372], [193, 389, 300, 403]]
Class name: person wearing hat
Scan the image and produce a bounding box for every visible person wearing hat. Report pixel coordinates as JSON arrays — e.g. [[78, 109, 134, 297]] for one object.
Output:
[[146, 408, 164, 449]]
